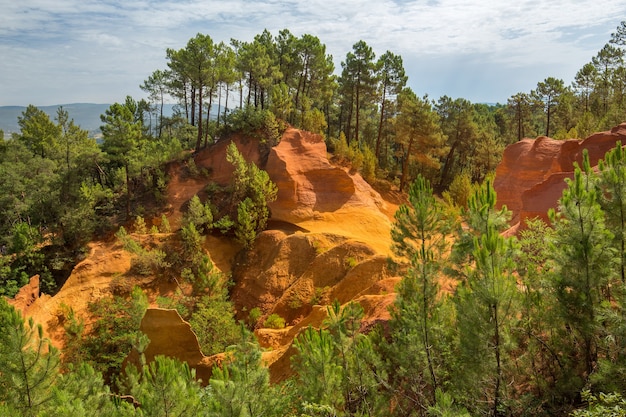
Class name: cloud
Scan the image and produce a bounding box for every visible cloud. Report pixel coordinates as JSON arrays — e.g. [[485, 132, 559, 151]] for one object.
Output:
[[1, 0, 626, 105]]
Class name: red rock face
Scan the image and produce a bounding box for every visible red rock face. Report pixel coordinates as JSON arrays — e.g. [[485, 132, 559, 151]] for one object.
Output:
[[494, 123, 626, 234], [266, 128, 385, 224]]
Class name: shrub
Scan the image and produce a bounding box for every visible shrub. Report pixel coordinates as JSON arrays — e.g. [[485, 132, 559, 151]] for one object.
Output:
[[184, 195, 213, 232], [189, 296, 240, 356], [79, 287, 148, 380], [361, 145, 377, 182], [310, 287, 329, 305], [180, 223, 204, 264], [134, 215, 147, 234], [220, 106, 284, 146], [226, 143, 277, 246], [264, 313, 286, 329], [115, 226, 142, 254], [445, 172, 473, 208], [130, 248, 169, 276], [247, 307, 262, 328], [159, 214, 171, 233]]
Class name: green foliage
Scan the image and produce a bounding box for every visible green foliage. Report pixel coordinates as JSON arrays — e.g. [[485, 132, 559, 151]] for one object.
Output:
[[301, 106, 328, 136], [247, 307, 262, 328], [180, 222, 204, 265], [184, 194, 213, 233], [189, 295, 240, 356], [571, 390, 626, 416], [395, 88, 446, 190], [344, 256, 357, 269], [3, 222, 55, 295], [226, 142, 277, 246], [0, 298, 60, 416], [427, 389, 471, 417], [235, 197, 258, 248], [452, 180, 519, 416], [292, 301, 386, 416], [263, 313, 286, 329], [270, 82, 294, 121], [450, 179, 512, 276], [116, 226, 170, 276], [389, 175, 454, 410], [159, 214, 171, 233], [78, 287, 148, 380], [115, 226, 137, 252], [17, 104, 61, 158], [131, 247, 169, 276], [125, 356, 202, 417], [209, 327, 292, 417], [549, 150, 615, 381], [221, 106, 284, 146], [133, 215, 147, 234], [59, 305, 85, 369], [292, 326, 344, 411], [443, 171, 474, 208], [44, 362, 136, 417]]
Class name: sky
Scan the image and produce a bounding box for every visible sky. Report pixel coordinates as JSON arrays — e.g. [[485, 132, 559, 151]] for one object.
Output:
[[1, 0, 626, 107]]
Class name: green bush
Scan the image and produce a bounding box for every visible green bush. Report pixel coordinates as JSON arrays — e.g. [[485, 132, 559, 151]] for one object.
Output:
[[571, 390, 626, 416], [189, 296, 240, 356], [221, 106, 284, 146], [183, 195, 213, 232], [247, 307, 262, 328], [134, 215, 147, 234], [78, 287, 148, 380], [130, 248, 169, 276], [263, 313, 286, 329], [159, 214, 171, 233], [444, 172, 473, 208]]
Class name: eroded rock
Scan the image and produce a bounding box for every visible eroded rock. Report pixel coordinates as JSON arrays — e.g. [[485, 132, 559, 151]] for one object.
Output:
[[126, 308, 217, 384], [495, 123, 626, 233], [266, 128, 387, 223]]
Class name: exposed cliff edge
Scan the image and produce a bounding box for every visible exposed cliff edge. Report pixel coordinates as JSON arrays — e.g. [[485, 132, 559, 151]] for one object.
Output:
[[494, 123, 626, 234]]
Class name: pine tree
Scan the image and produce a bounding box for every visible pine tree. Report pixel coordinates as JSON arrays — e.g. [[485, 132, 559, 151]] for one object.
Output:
[[0, 298, 60, 417], [452, 180, 519, 417], [125, 355, 203, 417], [44, 362, 136, 417], [226, 142, 277, 246], [209, 328, 291, 417], [388, 174, 454, 411], [549, 149, 615, 388], [595, 142, 626, 390], [516, 218, 563, 402], [184, 194, 213, 233], [292, 326, 344, 413]]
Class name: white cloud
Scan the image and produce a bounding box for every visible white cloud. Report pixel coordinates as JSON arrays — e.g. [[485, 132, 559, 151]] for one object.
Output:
[[1, 0, 626, 105]]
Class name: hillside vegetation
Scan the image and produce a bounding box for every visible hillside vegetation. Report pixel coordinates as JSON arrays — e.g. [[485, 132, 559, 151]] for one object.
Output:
[[1, 21, 626, 417]]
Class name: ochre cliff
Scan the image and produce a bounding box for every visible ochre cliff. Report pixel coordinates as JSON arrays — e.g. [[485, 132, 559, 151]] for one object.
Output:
[[494, 123, 626, 233], [10, 127, 400, 384]]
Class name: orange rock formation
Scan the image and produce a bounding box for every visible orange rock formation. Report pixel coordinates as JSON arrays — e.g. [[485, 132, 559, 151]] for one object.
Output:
[[9, 127, 400, 384], [494, 123, 626, 233]]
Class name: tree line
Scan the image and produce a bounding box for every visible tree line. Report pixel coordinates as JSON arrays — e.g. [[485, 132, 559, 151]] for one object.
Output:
[[141, 23, 626, 192]]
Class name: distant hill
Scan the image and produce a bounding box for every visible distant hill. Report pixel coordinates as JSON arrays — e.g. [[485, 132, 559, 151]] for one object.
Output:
[[0, 103, 224, 137], [0, 104, 111, 137]]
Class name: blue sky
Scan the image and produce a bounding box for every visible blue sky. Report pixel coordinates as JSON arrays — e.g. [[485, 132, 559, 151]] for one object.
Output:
[[1, 0, 625, 106]]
